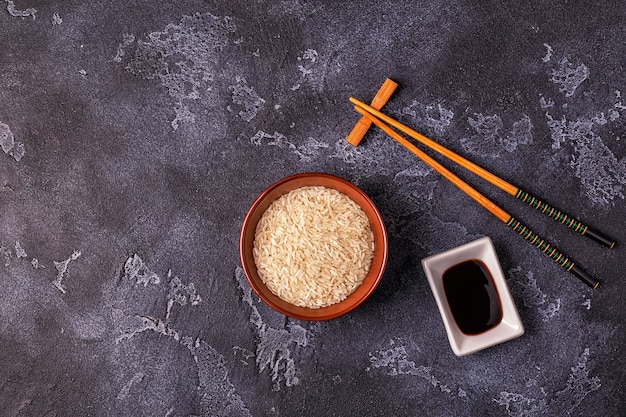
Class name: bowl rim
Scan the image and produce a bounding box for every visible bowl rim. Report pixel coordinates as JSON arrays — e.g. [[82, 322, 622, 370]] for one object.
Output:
[[239, 172, 388, 320]]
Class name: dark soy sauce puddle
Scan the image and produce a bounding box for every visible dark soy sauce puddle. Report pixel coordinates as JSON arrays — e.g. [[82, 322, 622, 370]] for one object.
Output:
[[442, 259, 503, 335]]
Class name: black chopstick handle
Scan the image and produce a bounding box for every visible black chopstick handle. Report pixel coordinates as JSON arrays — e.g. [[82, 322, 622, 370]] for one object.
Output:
[[570, 265, 600, 289], [515, 189, 616, 249], [506, 217, 600, 289], [583, 228, 617, 249]]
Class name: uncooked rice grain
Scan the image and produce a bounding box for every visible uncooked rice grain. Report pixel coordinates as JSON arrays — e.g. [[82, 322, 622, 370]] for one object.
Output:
[[253, 186, 374, 308]]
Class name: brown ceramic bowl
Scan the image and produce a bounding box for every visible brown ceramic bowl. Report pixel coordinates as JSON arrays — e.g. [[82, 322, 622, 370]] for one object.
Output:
[[239, 173, 388, 321]]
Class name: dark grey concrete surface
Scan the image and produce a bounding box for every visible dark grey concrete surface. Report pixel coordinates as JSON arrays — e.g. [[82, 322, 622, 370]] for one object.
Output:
[[1, 1, 625, 416]]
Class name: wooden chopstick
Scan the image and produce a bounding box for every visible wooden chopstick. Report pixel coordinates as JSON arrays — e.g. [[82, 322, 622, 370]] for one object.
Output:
[[349, 97, 616, 250], [353, 105, 600, 289], [346, 78, 398, 146]]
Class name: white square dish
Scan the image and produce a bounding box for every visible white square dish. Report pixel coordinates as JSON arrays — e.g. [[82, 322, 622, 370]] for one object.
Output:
[[421, 236, 524, 356]]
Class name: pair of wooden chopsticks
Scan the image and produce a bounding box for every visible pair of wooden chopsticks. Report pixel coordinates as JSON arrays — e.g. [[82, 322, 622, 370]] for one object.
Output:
[[350, 97, 617, 289]]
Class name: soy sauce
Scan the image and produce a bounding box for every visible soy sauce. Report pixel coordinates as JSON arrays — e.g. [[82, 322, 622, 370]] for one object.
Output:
[[442, 259, 502, 335]]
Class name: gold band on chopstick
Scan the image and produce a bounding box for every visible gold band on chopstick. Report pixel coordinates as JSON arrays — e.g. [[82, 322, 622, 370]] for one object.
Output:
[[514, 188, 615, 248]]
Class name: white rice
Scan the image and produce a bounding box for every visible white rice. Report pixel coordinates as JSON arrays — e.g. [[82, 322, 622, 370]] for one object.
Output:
[[253, 186, 375, 309]]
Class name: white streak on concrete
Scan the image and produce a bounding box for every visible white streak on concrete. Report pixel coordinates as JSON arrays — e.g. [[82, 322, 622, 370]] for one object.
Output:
[[550, 57, 589, 97], [117, 372, 145, 400], [112, 256, 249, 415], [0, 122, 15, 153], [509, 268, 547, 307], [52, 250, 81, 293], [122, 254, 160, 286], [233, 346, 255, 365], [555, 348, 601, 412], [113, 309, 168, 344], [14, 241, 27, 258], [539, 95, 554, 109], [31, 258, 45, 269], [542, 43, 553, 63], [545, 111, 626, 207], [229, 76, 265, 122], [182, 337, 252, 417], [401, 100, 455, 135], [509, 267, 561, 322], [5, 0, 36, 20], [250, 130, 327, 162], [291, 49, 326, 92], [165, 271, 202, 320], [234, 267, 309, 390], [113, 33, 135, 63], [493, 391, 548, 416], [538, 298, 561, 322], [368, 339, 452, 394], [0, 122, 25, 161], [120, 13, 237, 130], [167, 271, 202, 306], [461, 113, 533, 156], [494, 348, 600, 415]]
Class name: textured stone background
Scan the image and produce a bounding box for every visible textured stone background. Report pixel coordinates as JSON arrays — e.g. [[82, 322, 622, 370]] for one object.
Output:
[[1, 1, 624, 416]]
